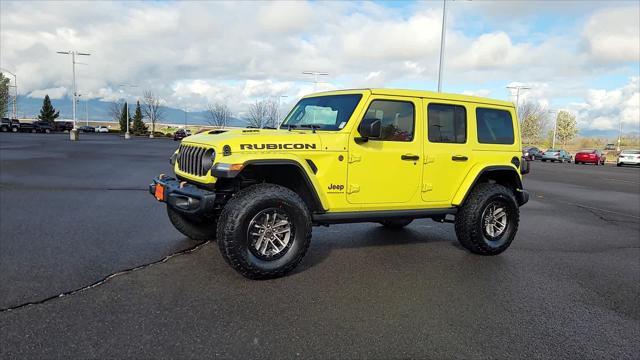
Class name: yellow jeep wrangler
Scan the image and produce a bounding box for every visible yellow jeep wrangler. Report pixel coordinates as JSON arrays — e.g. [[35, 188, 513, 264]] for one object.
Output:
[[150, 89, 529, 279]]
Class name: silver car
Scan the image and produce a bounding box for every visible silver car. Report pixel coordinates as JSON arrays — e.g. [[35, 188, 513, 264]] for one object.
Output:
[[617, 150, 640, 166], [541, 149, 572, 163]]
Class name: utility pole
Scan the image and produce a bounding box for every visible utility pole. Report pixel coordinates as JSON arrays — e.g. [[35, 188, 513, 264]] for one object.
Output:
[[617, 118, 623, 152], [57, 51, 90, 137], [507, 85, 531, 120], [437, 0, 447, 93], [85, 97, 89, 126], [119, 84, 138, 139], [0, 68, 18, 119], [302, 71, 329, 92]]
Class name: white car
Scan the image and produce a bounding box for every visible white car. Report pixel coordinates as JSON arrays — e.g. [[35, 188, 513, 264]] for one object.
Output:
[[95, 126, 109, 133], [617, 150, 640, 166]]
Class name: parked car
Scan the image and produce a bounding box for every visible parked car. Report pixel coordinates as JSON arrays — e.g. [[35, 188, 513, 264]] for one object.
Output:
[[78, 125, 95, 133], [617, 149, 640, 167], [173, 128, 192, 141], [95, 126, 109, 133], [53, 121, 74, 132], [541, 149, 572, 163], [17, 122, 35, 133], [523, 146, 542, 161], [1, 118, 20, 132], [33, 121, 53, 133], [575, 149, 606, 165], [604, 143, 616, 150]]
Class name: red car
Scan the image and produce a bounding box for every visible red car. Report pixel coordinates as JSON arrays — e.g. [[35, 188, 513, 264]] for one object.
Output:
[[574, 149, 606, 165]]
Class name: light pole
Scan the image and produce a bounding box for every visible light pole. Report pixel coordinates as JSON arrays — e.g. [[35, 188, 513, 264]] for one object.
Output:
[[507, 85, 531, 120], [437, 0, 448, 93], [118, 84, 138, 139], [0, 68, 17, 119], [302, 71, 329, 92], [617, 118, 623, 152], [57, 51, 90, 139]]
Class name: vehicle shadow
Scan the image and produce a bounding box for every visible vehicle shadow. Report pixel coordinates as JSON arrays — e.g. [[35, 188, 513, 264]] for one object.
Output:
[[293, 222, 457, 274]]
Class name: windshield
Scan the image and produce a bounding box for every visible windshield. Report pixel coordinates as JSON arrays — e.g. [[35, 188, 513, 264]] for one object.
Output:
[[281, 94, 362, 131]]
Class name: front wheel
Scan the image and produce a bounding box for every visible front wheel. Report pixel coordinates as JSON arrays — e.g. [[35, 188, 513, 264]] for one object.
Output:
[[217, 183, 312, 279], [455, 183, 519, 255], [167, 206, 217, 241]]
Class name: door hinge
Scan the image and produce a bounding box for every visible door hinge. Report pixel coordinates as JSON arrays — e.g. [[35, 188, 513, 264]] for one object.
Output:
[[347, 184, 360, 194], [349, 154, 361, 163], [423, 155, 435, 164], [422, 183, 433, 192]]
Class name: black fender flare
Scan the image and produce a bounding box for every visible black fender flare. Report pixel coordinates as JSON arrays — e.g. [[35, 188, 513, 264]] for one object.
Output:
[[457, 166, 527, 206]]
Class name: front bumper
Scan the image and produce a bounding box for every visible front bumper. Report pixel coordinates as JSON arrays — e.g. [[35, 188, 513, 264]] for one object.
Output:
[[149, 175, 216, 216], [618, 157, 640, 164]]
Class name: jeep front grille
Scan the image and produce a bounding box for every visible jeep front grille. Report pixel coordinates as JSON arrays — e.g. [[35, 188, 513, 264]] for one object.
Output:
[[177, 144, 211, 177]]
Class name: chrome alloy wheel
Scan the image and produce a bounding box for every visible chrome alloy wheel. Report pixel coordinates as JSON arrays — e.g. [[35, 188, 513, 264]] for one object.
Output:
[[482, 202, 508, 239], [247, 208, 293, 260]]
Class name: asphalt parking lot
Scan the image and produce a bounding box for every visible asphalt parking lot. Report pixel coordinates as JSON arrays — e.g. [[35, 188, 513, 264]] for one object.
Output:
[[1, 133, 639, 359]]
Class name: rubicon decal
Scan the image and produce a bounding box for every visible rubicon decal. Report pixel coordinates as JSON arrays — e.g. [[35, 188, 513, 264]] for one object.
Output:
[[240, 143, 317, 150]]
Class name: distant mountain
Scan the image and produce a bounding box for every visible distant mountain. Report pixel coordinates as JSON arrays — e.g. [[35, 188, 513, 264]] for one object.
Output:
[[578, 128, 639, 139], [14, 95, 247, 127]]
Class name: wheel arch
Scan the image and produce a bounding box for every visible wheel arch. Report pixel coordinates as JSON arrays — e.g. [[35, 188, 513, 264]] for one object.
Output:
[[453, 165, 526, 206], [231, 159, 328, 213]]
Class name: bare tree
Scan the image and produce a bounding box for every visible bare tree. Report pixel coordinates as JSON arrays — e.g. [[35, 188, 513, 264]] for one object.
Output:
[[142, 90, 165, 137], [518, 101, 548, 144], [108, 100, 123, 123], [264, 98, 280, 128], [246, 100, 268, 128], [206, 102, 232, 128]]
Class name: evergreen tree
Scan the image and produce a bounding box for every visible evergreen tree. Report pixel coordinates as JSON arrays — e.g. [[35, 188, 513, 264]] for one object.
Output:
[[131, 100, 147, 135], [38, 95, 60, 123], [119, 102, 130, 133]]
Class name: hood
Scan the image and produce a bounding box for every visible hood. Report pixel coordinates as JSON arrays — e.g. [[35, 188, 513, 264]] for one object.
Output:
[[182, 128, 323, 153]]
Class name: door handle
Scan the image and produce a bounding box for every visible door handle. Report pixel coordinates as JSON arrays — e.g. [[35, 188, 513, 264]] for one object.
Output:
[[451, 155, 468, 161], [401, 154, 420, 161]]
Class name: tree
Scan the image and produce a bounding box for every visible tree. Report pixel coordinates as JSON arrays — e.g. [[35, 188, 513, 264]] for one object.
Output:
[[38, 95, 60, 123], [119, 102, 130, 133], [518, 101, 547, 145], [264, 98, 279, 128], [0, 72, 10, 117], [131, 100, 147, 135], [247, 100, 268, 128], [108, 100, 122, 123], [206, 102, 232, 128], [142, 90, 164, 137], [555, 111, 579, 147]]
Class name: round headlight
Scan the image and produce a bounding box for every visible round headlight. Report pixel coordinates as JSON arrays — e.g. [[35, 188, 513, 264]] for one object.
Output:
[[202, 148, 215, 172]]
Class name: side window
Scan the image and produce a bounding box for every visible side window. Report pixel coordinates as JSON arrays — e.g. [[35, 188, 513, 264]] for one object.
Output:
[[476, 108, 514, 144], [362, 100, 414, 141], [427, 103, 467, 143]]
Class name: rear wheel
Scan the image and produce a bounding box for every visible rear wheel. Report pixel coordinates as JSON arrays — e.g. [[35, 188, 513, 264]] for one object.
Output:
[[617, 163, 622, 167], [0, 126, 7, 132], [11, 127, 17, 133], [217, 183, 312, 279], [167, 206, 217, 241], [455, 183, 519, 255], [379, 218, 413, 229]]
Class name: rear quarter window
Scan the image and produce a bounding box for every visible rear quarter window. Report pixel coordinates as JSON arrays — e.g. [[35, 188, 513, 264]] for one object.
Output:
[[476, 108, 514, 145]]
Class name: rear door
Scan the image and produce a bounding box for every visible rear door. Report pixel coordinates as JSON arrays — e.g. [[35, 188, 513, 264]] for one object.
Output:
[[421, 99, 473, 203]]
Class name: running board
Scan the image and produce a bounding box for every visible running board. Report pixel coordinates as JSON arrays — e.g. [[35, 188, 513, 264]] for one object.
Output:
[[312, 208, 457, 225]]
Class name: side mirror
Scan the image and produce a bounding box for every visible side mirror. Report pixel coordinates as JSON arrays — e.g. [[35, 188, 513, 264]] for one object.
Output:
[[356, 119, 382, 143]]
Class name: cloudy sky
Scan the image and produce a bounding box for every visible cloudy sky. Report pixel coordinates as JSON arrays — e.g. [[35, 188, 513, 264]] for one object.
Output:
[[1, 0, 638, 131]]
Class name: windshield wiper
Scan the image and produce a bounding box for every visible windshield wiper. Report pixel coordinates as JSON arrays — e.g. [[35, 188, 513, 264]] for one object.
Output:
[[299, 124, 322, 133], [285, 124, 298, 131]]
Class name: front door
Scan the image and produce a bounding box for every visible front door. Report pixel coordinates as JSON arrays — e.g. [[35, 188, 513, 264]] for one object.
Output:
[[347, 97, 422, 204], [422, 100, 473, 203]]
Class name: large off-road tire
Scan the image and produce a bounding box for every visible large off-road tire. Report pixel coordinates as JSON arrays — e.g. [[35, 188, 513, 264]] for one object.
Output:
[[454, 183, 519, 256], [379, 218, 413, 229], [167, 206, 217, 241], [217, 183, 312, 280]]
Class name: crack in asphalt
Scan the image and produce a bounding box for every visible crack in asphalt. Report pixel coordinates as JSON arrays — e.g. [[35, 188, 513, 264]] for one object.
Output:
[[0, 240, 211, 314]]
